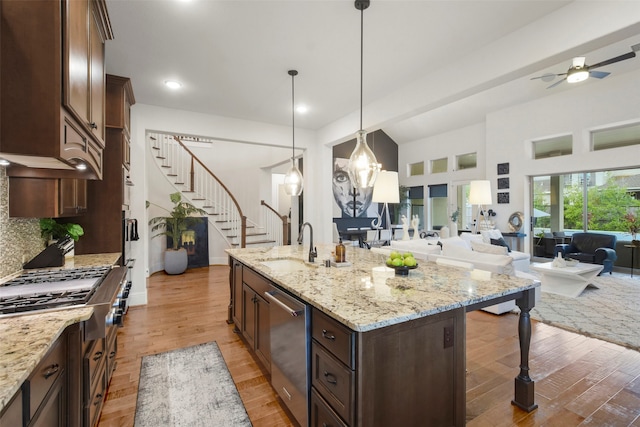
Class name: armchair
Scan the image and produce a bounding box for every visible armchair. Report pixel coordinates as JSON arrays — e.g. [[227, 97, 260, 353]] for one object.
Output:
[[554, 232, 617, 274]]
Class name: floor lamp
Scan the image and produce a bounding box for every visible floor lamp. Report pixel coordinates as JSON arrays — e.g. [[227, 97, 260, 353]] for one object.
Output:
[[469, 180, 492, 234], [372, 171, 399, 234]]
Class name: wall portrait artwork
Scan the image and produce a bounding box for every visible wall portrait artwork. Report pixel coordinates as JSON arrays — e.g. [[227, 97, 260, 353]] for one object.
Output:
[[332, 157, 376, 218], [497, 162, 509, 175], [497, 177, 510, 190]]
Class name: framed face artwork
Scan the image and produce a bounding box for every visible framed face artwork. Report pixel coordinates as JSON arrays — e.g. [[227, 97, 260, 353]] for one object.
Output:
[[332, 158, 376, 218]]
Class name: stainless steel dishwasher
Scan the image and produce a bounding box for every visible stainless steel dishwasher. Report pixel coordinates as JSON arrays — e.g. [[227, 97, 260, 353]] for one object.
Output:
[[264, 289, 310, 427]]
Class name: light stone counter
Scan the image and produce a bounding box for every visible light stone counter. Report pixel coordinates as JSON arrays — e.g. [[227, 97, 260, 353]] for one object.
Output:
[[0, 307, 94, 412], [227, 244, 538, 333]]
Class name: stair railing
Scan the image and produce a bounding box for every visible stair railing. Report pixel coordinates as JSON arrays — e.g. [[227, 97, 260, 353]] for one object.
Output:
[[260, 200, 288, 246], [149, 132, 247, 248]]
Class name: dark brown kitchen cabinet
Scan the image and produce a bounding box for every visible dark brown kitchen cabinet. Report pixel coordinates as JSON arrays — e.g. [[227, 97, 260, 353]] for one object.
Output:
[[311, 307, 465, 427], [8, 177, 87, 218], [0, 389, 23, 427], [73, 75, 135, 256], [236, 263, 273, 372], [0, 0, 112, 180], [231, 260, 243, 329], [24, 330, 68, 427]]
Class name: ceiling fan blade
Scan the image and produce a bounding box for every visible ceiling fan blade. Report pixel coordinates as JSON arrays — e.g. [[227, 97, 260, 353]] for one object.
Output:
[[588, 51, 636, 70], [589, 70, 610, 79], [530, 73, 563, 81], [547, 77, 566, 89]]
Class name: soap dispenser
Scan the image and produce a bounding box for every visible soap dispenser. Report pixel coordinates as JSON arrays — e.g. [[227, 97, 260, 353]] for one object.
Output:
[[336, 239, 346, 263]]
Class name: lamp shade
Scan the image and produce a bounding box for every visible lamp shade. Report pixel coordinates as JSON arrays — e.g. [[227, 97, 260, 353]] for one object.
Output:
[[468, 180, 492, 205], [372, 171, 399, 203]]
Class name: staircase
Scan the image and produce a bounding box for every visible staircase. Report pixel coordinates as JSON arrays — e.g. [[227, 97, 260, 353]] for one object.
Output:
[[148, 132, 287, 248]]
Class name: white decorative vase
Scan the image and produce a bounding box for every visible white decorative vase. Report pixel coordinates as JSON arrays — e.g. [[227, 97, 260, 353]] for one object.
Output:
[[440, 226, 450, 239], [164, 248, 188, 275], [449, 221, 458, 237]]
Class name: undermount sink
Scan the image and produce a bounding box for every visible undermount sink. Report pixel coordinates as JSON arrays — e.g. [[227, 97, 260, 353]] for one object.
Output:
[[260, 259, 313, 272]]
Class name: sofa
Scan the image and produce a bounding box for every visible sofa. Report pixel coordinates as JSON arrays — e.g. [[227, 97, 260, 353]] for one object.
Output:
[[554, 232, 617, 274]]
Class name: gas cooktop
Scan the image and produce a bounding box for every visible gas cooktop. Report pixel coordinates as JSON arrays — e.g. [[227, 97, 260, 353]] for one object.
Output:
[[0, 266, 112, 315]]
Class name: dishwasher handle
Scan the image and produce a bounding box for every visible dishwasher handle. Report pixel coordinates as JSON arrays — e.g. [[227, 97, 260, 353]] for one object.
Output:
[[264, 290, 304, 317]]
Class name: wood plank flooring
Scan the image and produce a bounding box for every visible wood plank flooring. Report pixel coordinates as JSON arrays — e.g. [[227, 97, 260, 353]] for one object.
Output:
[[97, 266, 640, 427]]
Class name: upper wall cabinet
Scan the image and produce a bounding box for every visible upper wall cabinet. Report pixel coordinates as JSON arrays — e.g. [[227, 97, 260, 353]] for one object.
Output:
[[0, 0, 113, 180]]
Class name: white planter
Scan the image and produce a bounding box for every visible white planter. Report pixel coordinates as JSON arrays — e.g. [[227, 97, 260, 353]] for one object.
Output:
[[449, 221, 458, 237]]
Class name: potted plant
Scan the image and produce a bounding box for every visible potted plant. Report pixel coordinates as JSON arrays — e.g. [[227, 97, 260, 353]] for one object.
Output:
[[533, 231, 546, 257], [148, 192, 207, 274], [39, 218, 84, 244]]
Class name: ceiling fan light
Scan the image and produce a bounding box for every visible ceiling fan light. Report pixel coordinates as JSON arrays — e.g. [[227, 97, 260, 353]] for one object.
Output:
[[567, 67, 589, 83]]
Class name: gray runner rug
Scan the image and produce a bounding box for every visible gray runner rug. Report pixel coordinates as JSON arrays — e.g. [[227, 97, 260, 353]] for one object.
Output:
[[134, 342, 252, 427]]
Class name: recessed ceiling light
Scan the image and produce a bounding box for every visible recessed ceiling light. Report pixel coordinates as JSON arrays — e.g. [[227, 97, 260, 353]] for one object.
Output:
[[76, 163, 87, 171], [296, 105, 308, 114], [0, 159, 9, 166], [164, 80, 182, 89]]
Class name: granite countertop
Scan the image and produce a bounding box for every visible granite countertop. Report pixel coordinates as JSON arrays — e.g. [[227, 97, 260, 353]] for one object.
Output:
[[0, 307, 94, 412], [227, 244, 538, 333]]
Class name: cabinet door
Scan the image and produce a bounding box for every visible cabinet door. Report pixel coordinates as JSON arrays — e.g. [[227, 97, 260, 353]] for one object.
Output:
[[59, 179, 87, 216], [30, 374, 66, 427], [65, 0, 90, 128], [89, 2, 106, 145], [232, 262, 243, 328], [254, 294, 270, 368], [242, 284, 256, 349]]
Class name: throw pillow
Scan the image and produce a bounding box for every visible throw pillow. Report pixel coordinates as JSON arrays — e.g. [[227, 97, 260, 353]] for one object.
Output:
[[471, 240, 508, 256], [480, 229, 503, 244], [490, 237, 511, 252], [440, 236, 472, 250]]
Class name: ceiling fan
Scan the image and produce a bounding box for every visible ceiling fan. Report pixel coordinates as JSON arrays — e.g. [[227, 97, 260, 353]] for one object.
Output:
[[532, 43, 640, 89]]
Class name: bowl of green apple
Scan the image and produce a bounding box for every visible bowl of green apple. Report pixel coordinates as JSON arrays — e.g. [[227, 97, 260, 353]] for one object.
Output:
[[385, 251, 418, 276]]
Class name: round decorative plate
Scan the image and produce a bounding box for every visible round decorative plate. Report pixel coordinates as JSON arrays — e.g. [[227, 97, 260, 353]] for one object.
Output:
[[391, 264, 418, 276]]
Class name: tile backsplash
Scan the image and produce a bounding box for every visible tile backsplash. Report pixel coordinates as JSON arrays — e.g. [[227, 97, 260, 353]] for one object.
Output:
[[0, 168, 43, 278]]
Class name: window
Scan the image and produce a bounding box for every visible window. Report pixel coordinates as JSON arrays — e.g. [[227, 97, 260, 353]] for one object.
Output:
[[428, 184, 447, 229], [456, 152, 476, 170], [532, 134, 572, 159], [431, 158, 447, 174], [409, 161, 424, 176], [532, 168, 640, 243], [592, 122, 640, 151]]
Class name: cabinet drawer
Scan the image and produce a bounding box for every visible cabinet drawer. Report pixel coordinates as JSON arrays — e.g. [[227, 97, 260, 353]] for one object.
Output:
[[312, 309, 354, 368], [242, 266, 272, 295], [106, 325, 118, 381], [85, 365, 107, 427], [311, 342, 354, 426], [85, 338, 106, 392], [28, 336, 66, 420], [311, 387, 348, 427]]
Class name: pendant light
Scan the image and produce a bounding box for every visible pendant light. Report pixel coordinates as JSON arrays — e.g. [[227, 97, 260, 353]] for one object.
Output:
[[284, 69, 304, 196], [347, 0, 380, 189]]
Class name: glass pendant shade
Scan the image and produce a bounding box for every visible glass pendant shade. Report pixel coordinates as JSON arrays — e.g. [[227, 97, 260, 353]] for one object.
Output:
[[284, 159, 303, 196], [348, 130, 380, 189]]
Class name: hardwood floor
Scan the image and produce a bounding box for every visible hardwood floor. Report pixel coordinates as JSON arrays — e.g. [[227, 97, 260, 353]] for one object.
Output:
[[98, 266, 640, 427]]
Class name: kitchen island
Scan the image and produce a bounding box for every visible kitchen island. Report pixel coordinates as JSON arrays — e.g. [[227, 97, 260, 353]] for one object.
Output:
[[228, 244, 539, 427]]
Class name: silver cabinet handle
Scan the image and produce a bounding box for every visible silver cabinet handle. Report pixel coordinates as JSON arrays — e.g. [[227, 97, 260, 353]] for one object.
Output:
[[264, 291, 303, 316]]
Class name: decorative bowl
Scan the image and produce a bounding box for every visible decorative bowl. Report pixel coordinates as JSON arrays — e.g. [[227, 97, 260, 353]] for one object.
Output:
[[391, 264, 418, 276]]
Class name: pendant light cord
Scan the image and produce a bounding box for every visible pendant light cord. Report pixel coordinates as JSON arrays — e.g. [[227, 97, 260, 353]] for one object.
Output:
[[359, 6, 364, 131], [288, 70, 298, 162]]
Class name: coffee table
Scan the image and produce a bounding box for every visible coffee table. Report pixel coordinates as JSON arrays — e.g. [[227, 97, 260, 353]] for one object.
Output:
[[530, 262, 603, 298]]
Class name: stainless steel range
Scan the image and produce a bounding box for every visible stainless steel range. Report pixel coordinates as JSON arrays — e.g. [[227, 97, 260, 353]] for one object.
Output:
[[0, 265, 131, 340]]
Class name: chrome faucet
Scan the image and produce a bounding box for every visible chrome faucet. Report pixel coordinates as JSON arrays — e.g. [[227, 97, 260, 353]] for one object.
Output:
[[297, 222, 317, 262]]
